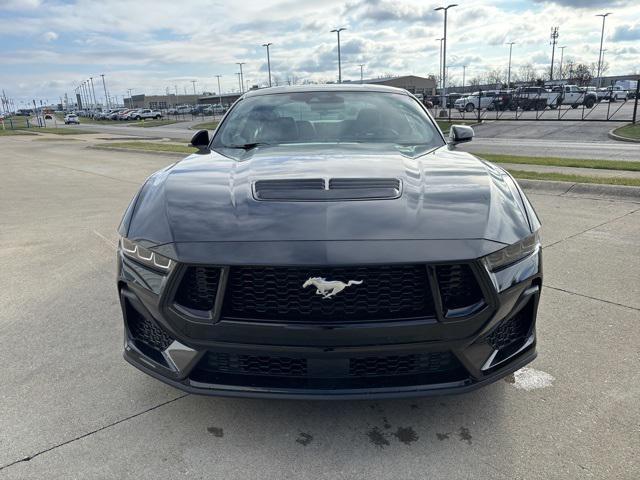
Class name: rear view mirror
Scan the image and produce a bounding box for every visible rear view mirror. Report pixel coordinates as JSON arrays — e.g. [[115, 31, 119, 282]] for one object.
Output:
[[449, 125, 474, 145], [190, 129, 210, 150]]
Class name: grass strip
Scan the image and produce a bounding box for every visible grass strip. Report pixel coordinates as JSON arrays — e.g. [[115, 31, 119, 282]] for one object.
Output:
[[472, 153, 640, 172], [192, 121, 220, 130], [613, 123, 640, 140], [507, 169, 640, 187], [98, 141, 197, 154], [130, 120, 178, 128]]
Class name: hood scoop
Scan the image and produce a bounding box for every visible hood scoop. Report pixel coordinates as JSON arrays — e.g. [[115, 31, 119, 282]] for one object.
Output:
[[253, 178, 402, 201]]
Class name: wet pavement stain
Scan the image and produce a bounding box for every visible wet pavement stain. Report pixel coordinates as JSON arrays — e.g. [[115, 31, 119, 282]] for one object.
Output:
[[436, 432, 450, 441], [296, 432, 313, 446], [382, 417, 391, 430], [458, 427, 472, 445], [394, 427, 419, 445], [410, 403, 419, 410], [207, 427, 224, 437], [367, 426, 390, 448], [504, 373, 516, 384]]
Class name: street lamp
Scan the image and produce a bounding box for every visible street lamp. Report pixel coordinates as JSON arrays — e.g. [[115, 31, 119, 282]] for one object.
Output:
[[434, 4, 457, 116], [358, 64, 365, 84], [236, 62, 246, 93], [436, 38, 444, 89], [236, 72, 242, 93], [596, 13, 611, 88], [100, 74, 109, 108], [331, 27, 346, 83], [262, 43, 273, 87], [462, 65, 467, 90], [215, 75, 222, 107], [506, 42, 515, 88], [558, 46, 566, 81]]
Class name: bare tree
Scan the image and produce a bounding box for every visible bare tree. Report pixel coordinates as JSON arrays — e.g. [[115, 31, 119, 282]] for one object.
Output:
[[518, 63, 538, 84], [486, 68, 504, 86]]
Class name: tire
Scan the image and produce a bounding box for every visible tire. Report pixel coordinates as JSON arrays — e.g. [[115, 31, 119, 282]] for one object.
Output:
[[465, 103, 474, 112], [571, 104, 578, 109], [584, 97, 595, 108], [155, 115, 160, 119], [135, 116, 141, 120], [549, 104, 557, 110]]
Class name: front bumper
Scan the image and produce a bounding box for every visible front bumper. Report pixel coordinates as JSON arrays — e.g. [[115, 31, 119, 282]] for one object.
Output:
[[118, 250, 542, 399]]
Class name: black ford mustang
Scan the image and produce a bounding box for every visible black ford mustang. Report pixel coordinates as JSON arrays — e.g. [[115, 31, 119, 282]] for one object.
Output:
[[117, 84, 542, 399]]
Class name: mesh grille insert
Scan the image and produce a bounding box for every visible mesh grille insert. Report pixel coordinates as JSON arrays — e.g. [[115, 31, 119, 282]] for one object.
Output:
[[487, 309, 532, 351], [349, 352, 458, 377], [174, 266, 220, 311], [222, 265, 434, 322], [127, 308, 173, 351], [436, 264, 483, 311]]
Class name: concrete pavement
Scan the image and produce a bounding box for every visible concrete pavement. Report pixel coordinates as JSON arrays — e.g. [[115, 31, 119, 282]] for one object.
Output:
[[1, 136, 639, 479]]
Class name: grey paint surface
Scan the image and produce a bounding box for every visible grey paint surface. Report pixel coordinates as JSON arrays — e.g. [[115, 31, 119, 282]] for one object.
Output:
[[1, 137, 639, 479]]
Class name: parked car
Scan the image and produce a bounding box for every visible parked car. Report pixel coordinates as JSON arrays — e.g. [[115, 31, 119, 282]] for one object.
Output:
[[130, 109, 162, 120], [117, 84, 542, 399], [598, 85, 627, 102], [64, 114, 80, 125], [551, 84, 597, 108], [487, 91, 514, 111], [510, 87, 561, 110], [455, 91, 498, 112]]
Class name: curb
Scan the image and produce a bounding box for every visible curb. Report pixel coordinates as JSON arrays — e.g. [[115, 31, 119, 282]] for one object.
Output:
[[517, 178, 640, 202], [607, 127, 640, 143], [88, 145, 188, 157]]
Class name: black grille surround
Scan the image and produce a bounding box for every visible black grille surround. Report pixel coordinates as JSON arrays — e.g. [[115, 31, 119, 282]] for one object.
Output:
[[487, 305, 533, 352], [170, 263, 488, 324]]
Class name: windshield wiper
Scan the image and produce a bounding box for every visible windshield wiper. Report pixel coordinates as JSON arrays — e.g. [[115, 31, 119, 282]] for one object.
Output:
[[223, 142, 272, 150]]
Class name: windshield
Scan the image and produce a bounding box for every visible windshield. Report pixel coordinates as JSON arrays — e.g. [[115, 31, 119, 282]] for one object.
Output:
[[212, 91, 442, 148]]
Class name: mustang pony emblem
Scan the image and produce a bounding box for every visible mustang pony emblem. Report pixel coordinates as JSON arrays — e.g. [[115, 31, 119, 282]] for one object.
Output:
[[302, 277, 363, 299]]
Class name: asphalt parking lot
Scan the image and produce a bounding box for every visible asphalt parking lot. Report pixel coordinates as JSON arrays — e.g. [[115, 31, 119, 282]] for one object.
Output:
[[1, 135, 639, 479]]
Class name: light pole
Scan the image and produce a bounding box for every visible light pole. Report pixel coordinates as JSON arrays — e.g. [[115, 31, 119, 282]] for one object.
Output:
[[236, 72, 242, 92], [596, 13, 611, 88], [434, 4, 457, 116], [262, 43, 273, 87], [358, 64, 364, 83], [462, 65, 466, 90], [127, 88, 133, 108], [100, 74, 109, 108], [558, 46, 566, 80], [331, 27, 346, 83], [215, 75, 222, 106], [549, 26, 559, 81], [506, 42, 515, 88], [89, 77, 98, 109], [236, 63, 246, 93], [436, 38, 444, 89]]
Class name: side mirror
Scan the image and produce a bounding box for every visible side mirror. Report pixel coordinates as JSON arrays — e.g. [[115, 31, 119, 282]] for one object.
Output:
[[190, 129, 210, 150], [449, 125, 474, 145]]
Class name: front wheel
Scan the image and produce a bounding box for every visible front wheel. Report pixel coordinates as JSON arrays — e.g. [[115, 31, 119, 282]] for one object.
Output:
[[465, 103, 474, 112], [155, 115, 160, 119], [584, 98, 595, 108], [571, 104, 579, 109]]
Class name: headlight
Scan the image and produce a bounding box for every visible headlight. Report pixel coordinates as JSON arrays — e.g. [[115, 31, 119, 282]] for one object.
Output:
[[482, 231, 541, 272], [119, 237, 173, 272]]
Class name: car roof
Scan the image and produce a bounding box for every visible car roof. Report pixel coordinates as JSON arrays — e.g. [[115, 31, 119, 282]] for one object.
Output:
[[242, 83, 413, 99]]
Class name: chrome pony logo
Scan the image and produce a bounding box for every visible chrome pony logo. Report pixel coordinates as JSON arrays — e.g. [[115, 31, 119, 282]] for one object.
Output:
[[302, 277, 363, 299]]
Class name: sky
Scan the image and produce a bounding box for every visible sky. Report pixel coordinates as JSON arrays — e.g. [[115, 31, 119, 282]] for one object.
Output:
[[0, 0, 639, 106]]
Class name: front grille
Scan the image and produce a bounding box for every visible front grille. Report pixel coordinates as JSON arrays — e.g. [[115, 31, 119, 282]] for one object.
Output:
[[195, 351, 461, 380], [174, 266, 220, 311], [127, 308, 173, 351], [487, 309, 531, 351], [349, 352, 458, 377], [436, 264, 483, 311], [221, 265, 435, 322], [199, 353, 308, 377]]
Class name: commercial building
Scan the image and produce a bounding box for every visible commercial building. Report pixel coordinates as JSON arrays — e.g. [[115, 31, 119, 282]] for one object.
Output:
[[344, 75, 437, 96]]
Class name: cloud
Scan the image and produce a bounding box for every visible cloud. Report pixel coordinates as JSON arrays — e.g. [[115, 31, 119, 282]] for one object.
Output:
[[532, 0, 632, 7], [42, 31, 58, 42], [611, 24, 640, 41]]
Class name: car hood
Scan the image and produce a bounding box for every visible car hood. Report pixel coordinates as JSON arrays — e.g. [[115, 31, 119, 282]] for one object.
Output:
[[126, 144, 532, 248]]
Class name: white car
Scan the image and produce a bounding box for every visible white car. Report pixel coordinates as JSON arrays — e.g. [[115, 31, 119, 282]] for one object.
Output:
[[455, 91, 498, 112], [597, 85, 626, 102], [130, 109, 162, 120], [64, 114, 80, 125]]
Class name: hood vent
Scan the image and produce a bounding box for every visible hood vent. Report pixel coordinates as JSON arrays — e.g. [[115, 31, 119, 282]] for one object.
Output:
[[253, 178, 402, 201]]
